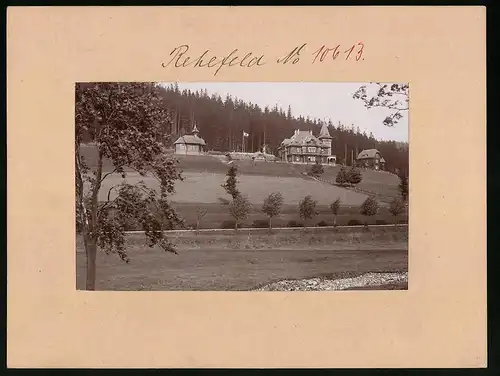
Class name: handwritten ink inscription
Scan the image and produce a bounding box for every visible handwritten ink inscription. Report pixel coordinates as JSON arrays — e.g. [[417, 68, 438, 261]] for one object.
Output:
[[311, 42, 365, 63], [161, 43, 364, 75], [276, 43, 307, 65], [162, 45, 266, 76]]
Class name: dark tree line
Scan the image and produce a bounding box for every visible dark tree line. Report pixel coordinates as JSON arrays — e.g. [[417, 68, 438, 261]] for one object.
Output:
[[81, 82, 409, 175], [155, 83, 409, 175]]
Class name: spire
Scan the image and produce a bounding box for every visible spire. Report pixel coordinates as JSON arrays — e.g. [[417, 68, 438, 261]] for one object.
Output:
[[191, 122, 200, 137], [319, 122, 332, 139]]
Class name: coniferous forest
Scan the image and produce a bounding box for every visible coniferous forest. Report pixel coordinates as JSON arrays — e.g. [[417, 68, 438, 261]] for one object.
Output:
[[156, 83, 409, 175], [80, 82, 409, 175]]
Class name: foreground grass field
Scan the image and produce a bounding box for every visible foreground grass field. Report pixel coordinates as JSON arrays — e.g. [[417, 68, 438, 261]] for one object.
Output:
[[76, 226, 408, 291]]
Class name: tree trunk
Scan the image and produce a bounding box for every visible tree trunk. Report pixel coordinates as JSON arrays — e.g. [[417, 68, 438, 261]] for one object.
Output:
[[333, 215, 337, 227], [196, 219, 200, 235], [235, 220, 238, 231], [85, 240, 97, 291], [76, 144, 94, 290], [87, 146, 103, 290], [268, 216, 272, 232]]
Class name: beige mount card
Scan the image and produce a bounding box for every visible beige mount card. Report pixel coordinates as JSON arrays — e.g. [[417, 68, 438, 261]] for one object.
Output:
[[7, 6, 486, 368]]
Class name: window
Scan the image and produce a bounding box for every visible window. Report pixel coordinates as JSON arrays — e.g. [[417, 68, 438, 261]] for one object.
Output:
[[307, 147, 316, 153]]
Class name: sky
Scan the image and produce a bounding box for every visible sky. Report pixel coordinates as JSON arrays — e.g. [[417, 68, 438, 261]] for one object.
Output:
[[164, 82, 408, 142]]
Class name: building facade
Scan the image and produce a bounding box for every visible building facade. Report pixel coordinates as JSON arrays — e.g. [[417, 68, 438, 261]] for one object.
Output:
[[355, 149, 386, 170], [173, 123, 206, 155], [277, 124, 336, 165]]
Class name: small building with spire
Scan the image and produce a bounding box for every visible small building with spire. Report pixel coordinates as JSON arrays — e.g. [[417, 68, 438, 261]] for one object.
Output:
[[173, 122, 207, 155], [276, 123, 336, 165]]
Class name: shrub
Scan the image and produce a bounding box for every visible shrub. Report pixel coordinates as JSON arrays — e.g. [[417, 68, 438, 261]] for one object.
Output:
[[317, 220, 329, 227], [360, 196, 380, 217], [335, 167, 349, 186], [348, 219, 363, 226], [287, 220, 303, 228], [375, 219, 388, 225], [347, 167, 362, 186], [389, 197, 406, 216], [252, 219, 270, 228], [220, 220, 243, 229], [309, 161, 324, 177]]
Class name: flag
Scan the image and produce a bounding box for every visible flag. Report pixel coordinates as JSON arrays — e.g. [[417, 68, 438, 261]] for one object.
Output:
[[243, 131, 249, 137]]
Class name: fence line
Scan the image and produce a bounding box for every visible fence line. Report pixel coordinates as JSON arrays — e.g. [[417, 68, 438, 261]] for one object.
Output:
[[124, 223, 408, 235]]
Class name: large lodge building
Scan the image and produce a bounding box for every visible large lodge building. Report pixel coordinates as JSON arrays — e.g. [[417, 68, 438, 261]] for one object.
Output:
[[277, 124, 337, 165]]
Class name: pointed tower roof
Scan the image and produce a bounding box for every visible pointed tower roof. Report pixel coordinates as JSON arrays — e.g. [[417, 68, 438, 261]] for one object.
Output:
[[191, 122, 200, 136], [318, 123, 332, 139]]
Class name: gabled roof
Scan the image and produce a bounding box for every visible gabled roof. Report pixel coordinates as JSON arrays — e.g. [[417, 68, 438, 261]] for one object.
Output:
[[174, 135, 206, 146], [288, 130, 321, 146], [356, 149, 381, 160]]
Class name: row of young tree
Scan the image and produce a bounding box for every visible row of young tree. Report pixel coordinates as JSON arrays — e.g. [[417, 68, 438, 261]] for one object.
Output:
[[153, 83, 409, 175], [214, 166, 408, 231]]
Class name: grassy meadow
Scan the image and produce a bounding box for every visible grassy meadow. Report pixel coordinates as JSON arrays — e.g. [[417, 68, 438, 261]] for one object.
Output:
[[76, 226, 408, 291], [80, 144, 407, 229], [77, 145, 408, 291]]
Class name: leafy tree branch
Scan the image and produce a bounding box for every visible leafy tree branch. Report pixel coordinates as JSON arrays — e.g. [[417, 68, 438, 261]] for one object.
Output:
[[353, 83, 409, 127]]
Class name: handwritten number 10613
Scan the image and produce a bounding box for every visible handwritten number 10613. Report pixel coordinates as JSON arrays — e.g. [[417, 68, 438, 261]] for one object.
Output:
[[312, 42, 364, 63]]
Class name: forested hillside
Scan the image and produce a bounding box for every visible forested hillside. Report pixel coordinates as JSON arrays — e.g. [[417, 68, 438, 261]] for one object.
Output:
[[156, 83, 409, 174], [78, 82, 409, 175]]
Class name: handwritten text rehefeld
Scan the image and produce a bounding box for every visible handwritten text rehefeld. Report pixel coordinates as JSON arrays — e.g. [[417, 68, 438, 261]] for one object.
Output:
[[161, 43, 365, 76]]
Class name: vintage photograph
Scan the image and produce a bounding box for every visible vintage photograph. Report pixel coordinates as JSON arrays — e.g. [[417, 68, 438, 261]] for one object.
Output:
[[75, 82, 409, 291]]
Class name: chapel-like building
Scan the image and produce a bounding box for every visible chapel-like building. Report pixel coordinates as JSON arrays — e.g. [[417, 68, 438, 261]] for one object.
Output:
[[173, 123, 206, 155]]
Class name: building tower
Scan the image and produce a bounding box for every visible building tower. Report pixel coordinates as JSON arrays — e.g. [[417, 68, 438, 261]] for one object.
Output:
[[318, 123, 333, 155]]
